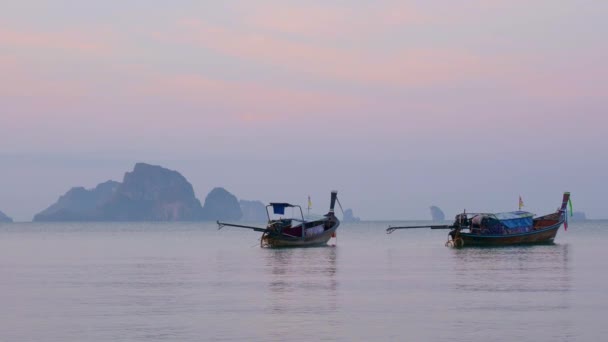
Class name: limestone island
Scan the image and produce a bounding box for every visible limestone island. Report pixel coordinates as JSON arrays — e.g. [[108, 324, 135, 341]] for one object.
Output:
[[0, 210, 13, 223], [33, 163, 242, 222], [239, 199, 267, 222], [570, 211, 587, 221], [343, 208, 361, 222], [430, 206, 445, 221]]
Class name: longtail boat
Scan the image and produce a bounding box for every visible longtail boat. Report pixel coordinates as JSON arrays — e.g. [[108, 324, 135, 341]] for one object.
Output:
[[387, 192, 571, 247], [218, 191, 341, 248]]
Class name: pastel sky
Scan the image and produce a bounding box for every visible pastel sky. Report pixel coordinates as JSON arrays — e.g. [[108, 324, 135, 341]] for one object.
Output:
[[1, 0, 607, 221]]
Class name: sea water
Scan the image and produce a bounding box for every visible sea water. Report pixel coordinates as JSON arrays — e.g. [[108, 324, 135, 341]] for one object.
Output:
[[0, 221, 606, 341]]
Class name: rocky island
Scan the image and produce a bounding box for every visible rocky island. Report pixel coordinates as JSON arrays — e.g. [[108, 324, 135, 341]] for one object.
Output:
[[239, 199, 267, 222], [0, 210, 13, 223], [99, 163, 205, 221], [33, 180, 120, 221], [34, 163, 244, 222], [570, 211, 587, 221], [343, 208, 361, 222], [200, 187, 242, 221], [430, 206, 445, 221]]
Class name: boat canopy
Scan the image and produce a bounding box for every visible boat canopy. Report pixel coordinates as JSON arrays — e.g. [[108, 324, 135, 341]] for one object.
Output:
[[269, 203, 295, 215], [493, 211, 534, 220], [471, 211, 534, 232], [491, 211, 534, 229]]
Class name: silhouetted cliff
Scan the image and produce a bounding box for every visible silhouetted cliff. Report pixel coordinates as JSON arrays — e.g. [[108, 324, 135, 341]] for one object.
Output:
[[343, 208, 361, 222], [34, 163, 207, 221], [32, 163, 253, 222], [99, 163, 204, 221], [430, 206, 445, 221], [239, 199, 267, 222], [570, 211, 587, 221], [200, 187, 242, 221], [33, 181, 120, 221], [0, 210, 13, 223]]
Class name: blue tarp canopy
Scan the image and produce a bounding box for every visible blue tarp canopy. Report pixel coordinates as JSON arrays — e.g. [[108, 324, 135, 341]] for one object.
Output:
[[269, 203, 294, 215], [493, 211, 534, 229]]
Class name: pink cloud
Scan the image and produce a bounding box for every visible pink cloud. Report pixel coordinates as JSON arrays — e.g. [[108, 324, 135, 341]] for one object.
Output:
[[497, 52, 608, 102], [246, 3, 432, 39], [0, 60, 88, 110], [134, 72, 364, 123], [0, 28, 112, 55], [0, 47, 363, 128], [168, 19, 492, 87]]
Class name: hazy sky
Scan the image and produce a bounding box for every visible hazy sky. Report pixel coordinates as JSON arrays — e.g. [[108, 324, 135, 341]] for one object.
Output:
[[1, 1, 607, 221]]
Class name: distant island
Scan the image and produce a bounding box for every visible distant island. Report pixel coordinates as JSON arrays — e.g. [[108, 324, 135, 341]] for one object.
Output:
[[31, 162, 366, 223], [239, 199, 267, 222], [33, 163, 243, 222], [343, 208, 361, 222], [200, 187, 242, 221], [430, 206, 445, 221], [34, 180, 121, 221], [570, 211, 587, 221], [0, 210, 13, 223]]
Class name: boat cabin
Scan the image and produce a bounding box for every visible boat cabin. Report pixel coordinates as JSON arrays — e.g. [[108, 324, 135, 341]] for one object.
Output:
[[457, 211, 535, 235], [266, 203, 329, 239]]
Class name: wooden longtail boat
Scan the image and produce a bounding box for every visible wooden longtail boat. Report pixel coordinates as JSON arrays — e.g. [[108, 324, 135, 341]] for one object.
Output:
[[387, 192, 571, 247], [218, 191, 340, 248]]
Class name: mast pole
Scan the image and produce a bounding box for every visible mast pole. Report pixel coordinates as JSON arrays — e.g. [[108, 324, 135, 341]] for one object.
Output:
[[307, 195, 311, 217]]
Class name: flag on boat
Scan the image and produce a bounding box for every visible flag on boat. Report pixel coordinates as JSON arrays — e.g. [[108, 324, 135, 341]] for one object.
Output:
[[518, 196, 524, 210], [308, 195, 312, 211], [564, 195, 573, 231]]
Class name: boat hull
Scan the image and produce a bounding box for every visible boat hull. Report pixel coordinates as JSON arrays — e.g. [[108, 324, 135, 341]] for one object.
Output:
[[456, 222, 562, 247], [262, 222, 339, 248]]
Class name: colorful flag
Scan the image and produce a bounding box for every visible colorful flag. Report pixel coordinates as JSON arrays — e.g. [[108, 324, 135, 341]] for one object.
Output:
[[564, 196, 573, 231], [307, 195, 312, 210], [518, 196, 524, 210], [561, 192, 572, 231]]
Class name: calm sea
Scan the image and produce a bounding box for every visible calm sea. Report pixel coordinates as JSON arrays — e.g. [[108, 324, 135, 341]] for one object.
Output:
[[1, 221, 606, 341]]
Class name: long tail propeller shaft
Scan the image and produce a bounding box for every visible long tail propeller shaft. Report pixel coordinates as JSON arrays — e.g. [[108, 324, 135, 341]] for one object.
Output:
[[217, 221, 268, 232], [386, 225, 454, 234]]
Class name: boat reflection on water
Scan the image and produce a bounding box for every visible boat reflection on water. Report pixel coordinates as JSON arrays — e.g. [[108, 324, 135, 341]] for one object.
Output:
[[450, 243, 570, 290], [261, 246, 339, 336], [447, 243, 572, 339]]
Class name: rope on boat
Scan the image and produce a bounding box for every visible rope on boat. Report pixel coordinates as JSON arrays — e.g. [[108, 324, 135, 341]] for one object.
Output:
[[335, 196, 345, 216]]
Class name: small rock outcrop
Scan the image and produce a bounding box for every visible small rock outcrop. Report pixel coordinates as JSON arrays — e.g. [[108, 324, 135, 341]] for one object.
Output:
[[99, 163, 204, 221], [200, 187, 242, 221], [570, 211, 587, 221], [343, 208, 361, 222], [430, 206, 445, 221], [239, 200, 267, 222], [33, 180, 120, 221], [0, 210, 13, 223]]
